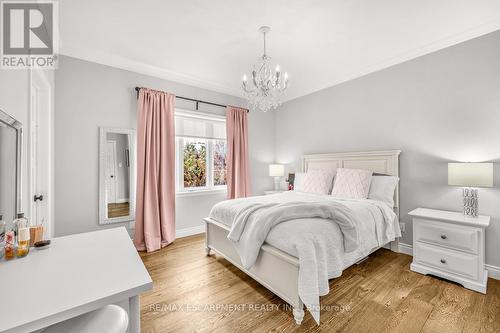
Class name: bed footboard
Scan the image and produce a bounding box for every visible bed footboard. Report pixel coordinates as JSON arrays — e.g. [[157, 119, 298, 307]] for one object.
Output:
[[204, 217, 304, 324]]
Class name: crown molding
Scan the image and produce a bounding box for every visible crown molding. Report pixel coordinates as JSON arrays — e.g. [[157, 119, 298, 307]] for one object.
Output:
[[283, 17, 500, 102], [59, 45, 245, 99], [60, 16, 500, 104]]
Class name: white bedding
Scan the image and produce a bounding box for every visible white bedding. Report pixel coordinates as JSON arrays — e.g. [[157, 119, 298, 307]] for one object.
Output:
[[209, 191, 401, 324], [227, 201, 360, 268]]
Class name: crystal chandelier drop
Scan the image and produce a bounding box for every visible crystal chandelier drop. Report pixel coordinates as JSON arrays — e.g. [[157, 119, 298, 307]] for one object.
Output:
[[242, 26, 289, 112]]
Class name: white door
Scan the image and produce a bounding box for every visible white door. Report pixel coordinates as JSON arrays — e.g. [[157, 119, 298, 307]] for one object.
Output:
[[29, 69, 52, 237], [105, 141, 118, 204]]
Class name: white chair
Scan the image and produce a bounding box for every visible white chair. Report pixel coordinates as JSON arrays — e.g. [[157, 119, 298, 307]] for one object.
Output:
[[42, 305, 129, 333]]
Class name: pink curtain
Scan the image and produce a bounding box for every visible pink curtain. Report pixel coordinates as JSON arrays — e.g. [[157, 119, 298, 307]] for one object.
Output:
[[134, 88, 176, 252], [226, 106, 250, 199]]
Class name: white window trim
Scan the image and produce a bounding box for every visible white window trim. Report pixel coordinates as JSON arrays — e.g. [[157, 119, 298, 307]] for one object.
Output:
[[174, 108, 228, 195], [176, 187, 227, 198]]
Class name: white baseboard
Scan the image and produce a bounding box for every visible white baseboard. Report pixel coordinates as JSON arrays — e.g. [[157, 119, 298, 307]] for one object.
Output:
[[128, 223, 205, 239], [397, 242, 499, 281], [485, 264, 500, 280], [176, 225, 205, 239], [398, 242, 413, 256]]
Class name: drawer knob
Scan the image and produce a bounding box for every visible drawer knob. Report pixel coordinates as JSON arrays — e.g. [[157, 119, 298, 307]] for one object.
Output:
[[440, 259, 446, 264], [440, 235, 447, 240]]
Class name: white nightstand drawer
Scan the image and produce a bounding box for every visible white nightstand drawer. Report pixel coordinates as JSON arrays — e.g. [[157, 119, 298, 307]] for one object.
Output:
[[415, 242, 478, 280], [409, 208, 490, 294], [414, 218, 479, 254]]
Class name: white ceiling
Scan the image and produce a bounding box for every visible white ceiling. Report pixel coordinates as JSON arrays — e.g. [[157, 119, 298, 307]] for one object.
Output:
[[60, 1, 500, 101]]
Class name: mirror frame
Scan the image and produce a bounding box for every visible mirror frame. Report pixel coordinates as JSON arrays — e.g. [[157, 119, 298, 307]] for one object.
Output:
[[0, 108, 23, 219], [99, 127, 136, 225]]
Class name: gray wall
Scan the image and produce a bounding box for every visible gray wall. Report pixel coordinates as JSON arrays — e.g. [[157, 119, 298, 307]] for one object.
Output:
[[275, 30, 500, 267], [55, 56, 274, 237]]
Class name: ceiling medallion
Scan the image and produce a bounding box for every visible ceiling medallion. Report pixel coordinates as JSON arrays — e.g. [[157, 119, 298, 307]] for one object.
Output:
[[242, 26, 289, 112]]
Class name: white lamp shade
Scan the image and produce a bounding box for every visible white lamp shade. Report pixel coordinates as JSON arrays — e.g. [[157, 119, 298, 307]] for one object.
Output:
[[269, 164, 285, 177], [448, 163, 493, 187]]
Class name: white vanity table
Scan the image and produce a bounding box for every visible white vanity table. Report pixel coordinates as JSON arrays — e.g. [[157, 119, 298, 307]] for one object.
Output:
[[0, 227, 152, 333]]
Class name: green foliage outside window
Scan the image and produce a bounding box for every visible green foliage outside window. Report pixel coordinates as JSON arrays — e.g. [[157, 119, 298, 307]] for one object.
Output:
[[183, 141, 206, 187], [213, 140, 227, 186]]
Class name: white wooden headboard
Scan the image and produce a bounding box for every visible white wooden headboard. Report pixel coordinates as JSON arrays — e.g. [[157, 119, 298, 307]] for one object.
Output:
[[301, 150, 401, 217]]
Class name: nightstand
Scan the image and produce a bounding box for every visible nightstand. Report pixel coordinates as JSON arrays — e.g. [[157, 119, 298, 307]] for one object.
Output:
[[264, 190, 284, 195], [408, 208, 490, 293]]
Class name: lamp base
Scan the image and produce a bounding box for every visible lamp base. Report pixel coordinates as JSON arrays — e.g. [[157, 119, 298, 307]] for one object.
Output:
[[463, 188, 478, 217], [274, 177, 281, 191]]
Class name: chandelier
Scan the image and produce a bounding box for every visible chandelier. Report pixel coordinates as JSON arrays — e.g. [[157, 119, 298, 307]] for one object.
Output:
[[242, 26, 289, 112]]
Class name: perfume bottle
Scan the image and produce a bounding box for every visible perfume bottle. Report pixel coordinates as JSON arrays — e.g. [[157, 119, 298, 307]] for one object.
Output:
[[17, 227, 30, 258], [13, 213, 30, 258], [4, 231, 15, 260], [13, 213, 28, 232]]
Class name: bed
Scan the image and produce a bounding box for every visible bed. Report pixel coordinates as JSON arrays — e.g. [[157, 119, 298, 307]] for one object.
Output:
[[203, 150, 401, 325]]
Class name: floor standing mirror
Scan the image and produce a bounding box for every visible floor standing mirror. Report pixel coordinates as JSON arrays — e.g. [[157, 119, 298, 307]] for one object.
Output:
[[99, 127, 136, 225]]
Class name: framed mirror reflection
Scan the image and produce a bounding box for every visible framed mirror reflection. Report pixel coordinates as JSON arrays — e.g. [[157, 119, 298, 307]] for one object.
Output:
[[99, 127, 136, 225], [0, 109, 23, 224]]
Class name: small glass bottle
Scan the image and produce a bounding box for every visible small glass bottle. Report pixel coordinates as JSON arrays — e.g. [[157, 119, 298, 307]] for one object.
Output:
[[4, 231, 15, 260], [17, 227, 30, 258], [13, 213, 30, 258], [13, 213, 29, 233]]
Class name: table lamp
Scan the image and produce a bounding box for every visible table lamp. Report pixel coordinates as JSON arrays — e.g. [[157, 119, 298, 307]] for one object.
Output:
[[269, 164, 285, 191], [448, 162, 493, 217]]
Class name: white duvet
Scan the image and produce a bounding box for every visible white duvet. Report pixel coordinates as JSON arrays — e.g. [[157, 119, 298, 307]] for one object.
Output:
[[209, 191, 401, 324]]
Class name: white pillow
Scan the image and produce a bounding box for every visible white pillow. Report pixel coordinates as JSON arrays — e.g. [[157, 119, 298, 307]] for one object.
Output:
[[293, 172, 306, 192], [368, 175, 399, 208], [331, 168, 373, 199], [301, 169, 335, 195]]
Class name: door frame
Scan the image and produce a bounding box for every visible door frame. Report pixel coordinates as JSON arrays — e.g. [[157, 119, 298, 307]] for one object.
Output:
[[29, 68, 54, 238]]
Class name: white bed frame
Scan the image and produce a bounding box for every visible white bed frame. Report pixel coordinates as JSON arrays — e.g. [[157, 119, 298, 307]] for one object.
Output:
[[204, 150, 401, 324]]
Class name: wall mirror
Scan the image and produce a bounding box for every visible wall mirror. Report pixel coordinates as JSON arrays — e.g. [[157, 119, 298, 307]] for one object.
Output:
[[0, 109, 23, 224], [99, 127, 136, 225]]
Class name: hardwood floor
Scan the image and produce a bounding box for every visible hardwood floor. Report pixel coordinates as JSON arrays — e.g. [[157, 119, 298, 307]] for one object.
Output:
[[107, 202, 130, 218], [139, 234, 500, 333]]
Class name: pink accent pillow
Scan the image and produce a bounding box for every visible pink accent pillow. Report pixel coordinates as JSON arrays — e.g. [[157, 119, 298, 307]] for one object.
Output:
[[331, 168, 373, 199], [301, 169, 335, 195]]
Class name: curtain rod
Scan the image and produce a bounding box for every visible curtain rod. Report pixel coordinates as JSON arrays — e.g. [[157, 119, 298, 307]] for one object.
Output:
[[135, 87, 249, 113]]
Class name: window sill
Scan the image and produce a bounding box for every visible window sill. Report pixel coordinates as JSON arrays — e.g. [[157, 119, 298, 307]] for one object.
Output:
[[176, 188, 228, 198]]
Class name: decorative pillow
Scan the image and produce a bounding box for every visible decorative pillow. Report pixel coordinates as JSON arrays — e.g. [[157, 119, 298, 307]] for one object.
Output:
[[368, 175, 399, 208], [293, 172, 306, 192], [301, 169, 335, 195], [331, 168, 373, 199]]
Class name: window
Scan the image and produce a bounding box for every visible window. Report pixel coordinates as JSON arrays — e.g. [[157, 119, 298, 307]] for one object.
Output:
[[175, 110, 227, 193], [213, 140, 227, 186]]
